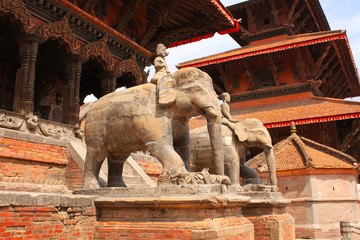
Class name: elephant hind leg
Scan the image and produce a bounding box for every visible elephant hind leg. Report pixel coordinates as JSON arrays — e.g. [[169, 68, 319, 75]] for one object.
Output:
[[83, 148, 107, 189], [107, 153, 130, 187]]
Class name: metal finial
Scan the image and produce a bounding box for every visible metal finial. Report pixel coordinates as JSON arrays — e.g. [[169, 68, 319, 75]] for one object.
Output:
[[290, 121, 297, 134]]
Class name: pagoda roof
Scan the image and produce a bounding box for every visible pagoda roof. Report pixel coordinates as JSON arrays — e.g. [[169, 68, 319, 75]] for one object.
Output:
[[231, 96, 360, 128], [227, 0, 330, 46], [64, 0, 238, 52], [178, 30, 360, 98], [247, 132, 358, 172], [178, 30, 347, 68]]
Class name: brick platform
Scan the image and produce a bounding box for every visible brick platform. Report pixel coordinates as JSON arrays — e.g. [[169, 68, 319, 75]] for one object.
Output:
[[0, 186, 295, 240]]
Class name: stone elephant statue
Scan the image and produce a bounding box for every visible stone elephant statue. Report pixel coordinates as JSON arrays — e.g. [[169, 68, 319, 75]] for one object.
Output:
[[84, 68, 225, 188], [190, 118, 277, 191]]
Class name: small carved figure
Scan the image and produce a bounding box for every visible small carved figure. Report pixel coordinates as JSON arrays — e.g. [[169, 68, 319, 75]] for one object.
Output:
[[221, 92, 238, 128], [150, 43, 170, 84], [25, 113, 39, 132]]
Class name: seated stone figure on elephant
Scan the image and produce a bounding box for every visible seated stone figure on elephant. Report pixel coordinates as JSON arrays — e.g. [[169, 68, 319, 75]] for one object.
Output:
[[190, 116, 278, 192], [83, 67, 230, 188]]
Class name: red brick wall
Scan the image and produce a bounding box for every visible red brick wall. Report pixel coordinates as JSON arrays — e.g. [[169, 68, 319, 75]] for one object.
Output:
[[95, 217, 253, 240], [0, 206, 96, 239], [0, 136, 84, 193], [247, 214, 294, 240], [65, 153, 84, 190]]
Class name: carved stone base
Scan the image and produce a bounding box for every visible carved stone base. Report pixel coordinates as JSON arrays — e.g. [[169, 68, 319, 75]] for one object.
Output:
[[158, 168, 231, 185], [88, 188, 294, 240]]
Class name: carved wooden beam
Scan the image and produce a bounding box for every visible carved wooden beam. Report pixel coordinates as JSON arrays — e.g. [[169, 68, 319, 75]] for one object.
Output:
[[340, 119, 360, 153], [238, 23, 250, 35], [326, 68, 344, 96], [315, 51, 336, 80], [304, 0, 321, 31], [294, 48, 307, 80], [267, 54, 279, 86], [82, 0, 99, 12], [332, 77, 348, 97], [293, 12, 311, 34], [331, 41, 353, 90], [149, 17, 211, 49], [310, 43, 331, 79], [139, 0, 180, 46], [114, 0, 147, 32], [269, 0, 280, 26], [217, 63, 230, 93], [246, 6, 257, 32], [320, 61, 339, 94], [244, 62, 255, 90], [285, 0, 300, 24], [289, 4, 307, 25]]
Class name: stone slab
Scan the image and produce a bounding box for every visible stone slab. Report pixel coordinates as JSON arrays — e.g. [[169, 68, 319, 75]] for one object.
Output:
[[73, 184, 232, 197]]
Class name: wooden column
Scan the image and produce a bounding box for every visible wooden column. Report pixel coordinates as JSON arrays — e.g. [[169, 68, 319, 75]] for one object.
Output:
[[99, 71, 117, 96], [15, 36, 40, 115], [64, 56, 83, 125]]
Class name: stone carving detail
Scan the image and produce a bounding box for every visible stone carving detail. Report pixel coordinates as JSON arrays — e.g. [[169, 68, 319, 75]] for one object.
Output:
[[0, 113, 24, 130], [36, 14, 81, 54], [38, 121, 72, 138], [81, 35, 114, 70], [158, 168, 231, 185], [115, 53, 145, 84], [25, 113, 39, 132], [0, 0, 35, 34]]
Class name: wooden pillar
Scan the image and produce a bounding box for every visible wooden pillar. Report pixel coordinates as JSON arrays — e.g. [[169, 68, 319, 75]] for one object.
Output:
[[64, 56, 83, 125], [99, 71, 117, 96], [14, 36, 39, 115]]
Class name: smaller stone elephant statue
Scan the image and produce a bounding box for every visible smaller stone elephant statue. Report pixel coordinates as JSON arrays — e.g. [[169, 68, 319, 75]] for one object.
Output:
[[190, 118, 277, 191]]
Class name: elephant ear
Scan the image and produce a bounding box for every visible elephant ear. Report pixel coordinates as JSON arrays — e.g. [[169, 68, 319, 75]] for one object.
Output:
[[234, 122, 247, 142], [158, 75, 177, 106]]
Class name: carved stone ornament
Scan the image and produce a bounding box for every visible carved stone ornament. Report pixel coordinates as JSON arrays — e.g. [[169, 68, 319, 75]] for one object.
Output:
[[74, 125, 84, 139], [0, 113, 24, 130], [38, 121, 72, 139], [81, 34, 114, 70], [25, 113, 39, 132], [0, 0, 35, 34], [36, 14, 81, 54], [115, 53, 145, 84], [158, 167, 231, 186]]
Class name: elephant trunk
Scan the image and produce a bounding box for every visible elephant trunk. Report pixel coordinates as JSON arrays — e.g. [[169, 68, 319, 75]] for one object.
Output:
[[205, 112, 224, 175]]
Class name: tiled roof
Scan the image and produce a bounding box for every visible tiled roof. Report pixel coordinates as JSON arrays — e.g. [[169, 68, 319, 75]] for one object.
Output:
[[231, 97, 360, 128], [177, 30, 346, 68], [247, 133, 358, 172]]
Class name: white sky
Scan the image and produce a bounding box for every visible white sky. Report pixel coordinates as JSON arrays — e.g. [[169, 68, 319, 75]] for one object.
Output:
[[84, 0, 360, 103]]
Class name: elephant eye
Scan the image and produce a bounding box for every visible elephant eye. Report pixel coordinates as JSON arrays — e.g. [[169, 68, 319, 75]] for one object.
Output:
[[192, 86, 204, 94]]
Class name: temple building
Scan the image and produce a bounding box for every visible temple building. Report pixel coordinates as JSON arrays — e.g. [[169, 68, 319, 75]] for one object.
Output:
[[0, 0, 238, 127], [181, 0, 360, 160], [247, 124, 360, 239]]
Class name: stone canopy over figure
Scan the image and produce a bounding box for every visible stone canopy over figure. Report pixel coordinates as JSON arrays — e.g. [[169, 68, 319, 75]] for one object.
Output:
[[150, 43, 170, 84]]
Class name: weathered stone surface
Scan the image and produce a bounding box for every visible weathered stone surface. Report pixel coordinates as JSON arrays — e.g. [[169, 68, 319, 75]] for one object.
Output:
[[74, 184, 234, 197], [190, 118, 278, 190], [84, 67, 227, 189], [0, 191, 93, 207]]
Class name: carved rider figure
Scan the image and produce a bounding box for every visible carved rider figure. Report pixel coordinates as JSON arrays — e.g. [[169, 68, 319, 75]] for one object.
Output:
[[150, 43, 170, 84], [221, 92, 238, 129]]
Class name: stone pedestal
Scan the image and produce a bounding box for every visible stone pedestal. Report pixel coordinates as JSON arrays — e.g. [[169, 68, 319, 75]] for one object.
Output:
[[75, 185, 295, 240]]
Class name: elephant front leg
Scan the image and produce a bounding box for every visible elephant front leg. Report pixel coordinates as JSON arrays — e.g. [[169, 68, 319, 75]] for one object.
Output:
[[146, 142, 185, 171], [83, 149, 107, 189], [265, 147, 278, 192]]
